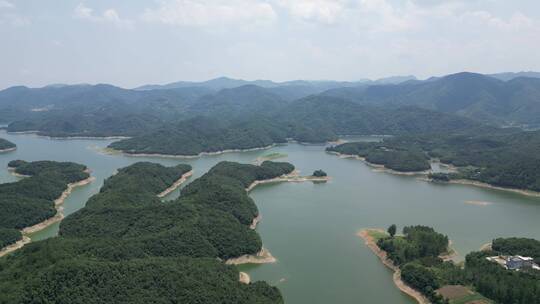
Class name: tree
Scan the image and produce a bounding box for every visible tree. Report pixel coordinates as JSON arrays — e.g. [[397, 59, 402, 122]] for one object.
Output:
[[388, 224, 397, 238]]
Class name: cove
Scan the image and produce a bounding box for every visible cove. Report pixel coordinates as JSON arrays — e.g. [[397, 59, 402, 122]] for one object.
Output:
[[1, 131, 539, 304]]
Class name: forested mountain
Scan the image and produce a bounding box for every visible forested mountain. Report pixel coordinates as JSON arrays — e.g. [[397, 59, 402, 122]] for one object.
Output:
[[0, 138, 15, 150], [330, 129, 540, 192], [0, 160, 89, 249], [488, 71, 540, 81], [322, 72, 540, 127], [0, 161, 293, 303]]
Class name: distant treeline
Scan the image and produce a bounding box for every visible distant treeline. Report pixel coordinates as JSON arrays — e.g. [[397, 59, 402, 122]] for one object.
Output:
[[0, 161, 294, 303], [0, 138, 15, 150], [329, 129, 540, 192], [0, 160, 89, 249]]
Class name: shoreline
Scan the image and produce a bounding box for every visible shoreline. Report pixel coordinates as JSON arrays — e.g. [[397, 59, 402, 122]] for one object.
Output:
[[245, 170, 331, 192], [106, 144, 277, 159], [0, 236, 31, 258], [239, 272, 251, 284], [327, 151, 431, 176], [358, 229, 430, 304], [225, 248, 276, 265], [0, 147, 16, 153], [329, 151, 540, 198], [235, 171, 331, 267], [21, 176, 95, 235], [156, 170, 193, 198], [6, 130, 130, 140]]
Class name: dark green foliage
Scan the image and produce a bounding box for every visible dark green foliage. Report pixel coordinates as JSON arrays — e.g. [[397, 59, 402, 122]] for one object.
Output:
[[0, 228, 21, 249], [323, 72, 540, 127], [387, 224, 396, 237], [377, 225, 449, 265], [0, 138, 15, 150], [465, 251, 540, 304], [0, 161, 288, 303], [491, 237, 540, 264], [327, 142, 431, 172], [312, 170, 327, 177], [109, 117, 288, 156], [428, 173, 450, 182], [401, 263, 446, 303], [0, 160, 89, 230]]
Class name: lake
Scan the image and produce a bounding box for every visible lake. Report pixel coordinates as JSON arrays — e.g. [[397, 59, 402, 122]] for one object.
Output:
[[1, 131, 539, 304]]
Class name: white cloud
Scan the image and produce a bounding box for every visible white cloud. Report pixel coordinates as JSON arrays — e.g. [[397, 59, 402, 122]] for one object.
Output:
[[0, 0, 13, 9], [74, 3, 134, 29], [141, 0, 276, 27], [276, 0, 346, 24]]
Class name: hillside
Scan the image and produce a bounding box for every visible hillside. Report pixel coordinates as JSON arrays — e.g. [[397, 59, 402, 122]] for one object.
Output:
[[0, 161, 293, 303], [0, 138, 15, 151], [322, 72, 540, 127]]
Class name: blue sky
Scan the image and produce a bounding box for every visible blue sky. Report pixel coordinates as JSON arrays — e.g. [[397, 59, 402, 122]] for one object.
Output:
[[1, 0, 540, 89]]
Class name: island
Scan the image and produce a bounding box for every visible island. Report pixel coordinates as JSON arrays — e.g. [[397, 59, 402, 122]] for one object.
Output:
[[360, 225, 539, 304], [0, 160, 92, 256], [0, 161, 301, 303], [0, 138, 16, 153]]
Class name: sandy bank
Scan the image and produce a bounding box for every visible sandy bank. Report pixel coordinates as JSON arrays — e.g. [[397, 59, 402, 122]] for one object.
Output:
[[7, 130, 129, 140], [0, 147, 16, 153], [108, 144, 276, 159], [464, 200, 493, 206], [226, 248, 276, 265], [480, 242, 492, 252], [328, 151, 431, 176], [448, 179, 540, 197], [250, 214, 262, 230], [358, 229, 430, 304], [439, 240, 458, 262], [0, 236, 31, 258], [21, 176, 95, 235], [157, 170, 193, 198], [245, 170, 330, 192], [239, 272, 251, 284]]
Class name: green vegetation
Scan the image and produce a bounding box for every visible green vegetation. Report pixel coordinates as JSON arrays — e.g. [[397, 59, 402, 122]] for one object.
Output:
[[331, 129, 540, 192], [108, 117, 288, 156], [377, 226, 449, 265], [0, 160, 89, 249], [312, 170, 327, 177], [0, 228, 21, 249], [0, 161, 293, 303], [373, 226, 540, 304], [0, 138, 15, 151], [387, 224, 397, 237], [327, 142, 431, 172], [491, 237, 540, 264]]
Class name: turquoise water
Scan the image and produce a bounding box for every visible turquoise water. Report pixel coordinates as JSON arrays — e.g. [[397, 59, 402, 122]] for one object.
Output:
[[1, 131, 539, 304]]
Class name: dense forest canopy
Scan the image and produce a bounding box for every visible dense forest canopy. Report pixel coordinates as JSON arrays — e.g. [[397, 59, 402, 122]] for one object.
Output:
[[0, 160, 89, 250], [329, 129, 540, 192], [0, 161, 294, 303], [375, 226, 540, 304], [0, 138, 15, 150]]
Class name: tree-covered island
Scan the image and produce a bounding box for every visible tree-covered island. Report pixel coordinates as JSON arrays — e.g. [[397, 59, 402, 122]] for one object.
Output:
[[0, 160, 296, 303], [0, 138, 16, 152], [0, 160, 90, 253], [361, 226, 540, 304]]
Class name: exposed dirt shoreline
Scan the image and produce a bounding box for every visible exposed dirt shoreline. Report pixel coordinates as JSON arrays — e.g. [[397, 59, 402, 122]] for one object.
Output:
[[329, 151, 540, 197], [0, 236, 31, 258], [7, 131, 130, 140], [107, 144, 277, 159], [358, 229, 430, 304], [229, 171, 331, 266], [156, 170, 193, 198], [22, 176, 95, 234], [0, 147, 16, 153]]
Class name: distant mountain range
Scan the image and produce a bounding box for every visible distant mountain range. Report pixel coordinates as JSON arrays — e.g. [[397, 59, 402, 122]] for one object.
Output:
[[134, 75, 418, 91], [1, 71, 540, 136]]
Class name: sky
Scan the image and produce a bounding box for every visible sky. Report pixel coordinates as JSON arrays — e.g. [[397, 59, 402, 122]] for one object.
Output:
[[1, 0, 540, 89]]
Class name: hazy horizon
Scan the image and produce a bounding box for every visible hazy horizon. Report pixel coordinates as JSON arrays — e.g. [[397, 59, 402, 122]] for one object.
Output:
[[2, 0, 540, 89]]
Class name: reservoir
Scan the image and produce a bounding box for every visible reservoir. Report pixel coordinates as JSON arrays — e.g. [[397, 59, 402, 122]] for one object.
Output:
[[1, 131, 539, 304]]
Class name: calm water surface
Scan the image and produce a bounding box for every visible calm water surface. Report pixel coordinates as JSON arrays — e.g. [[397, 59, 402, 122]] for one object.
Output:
[[1, 131, 539, 304]]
